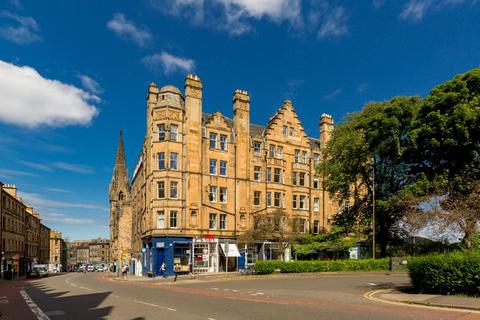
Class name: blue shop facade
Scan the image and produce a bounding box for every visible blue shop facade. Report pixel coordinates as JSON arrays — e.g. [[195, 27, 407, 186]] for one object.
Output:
[[142, 237, 192, 277], [141, 236, 242, 277]]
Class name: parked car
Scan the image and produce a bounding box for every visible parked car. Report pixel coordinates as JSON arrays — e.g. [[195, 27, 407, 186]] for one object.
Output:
[[28, 265, 49, 278], [87, 265, 95, 272]]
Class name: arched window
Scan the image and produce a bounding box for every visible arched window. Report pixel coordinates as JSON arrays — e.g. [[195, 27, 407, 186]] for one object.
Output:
[[118, 191, 124, 201]]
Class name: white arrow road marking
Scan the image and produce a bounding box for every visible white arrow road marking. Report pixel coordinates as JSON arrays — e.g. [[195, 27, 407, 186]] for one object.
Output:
[[20, 289, 50, 320], [133, 300, 176, 312]]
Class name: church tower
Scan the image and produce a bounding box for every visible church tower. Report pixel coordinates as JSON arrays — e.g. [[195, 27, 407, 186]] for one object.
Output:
[[109, 129, 130, 202], [109, 130, 132, 271]]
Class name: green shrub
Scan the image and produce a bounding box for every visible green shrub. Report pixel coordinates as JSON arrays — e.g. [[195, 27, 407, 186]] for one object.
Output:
[[253, 258, 389, 274], [254, 260, 283, 274], [408, 251, 480, 296]]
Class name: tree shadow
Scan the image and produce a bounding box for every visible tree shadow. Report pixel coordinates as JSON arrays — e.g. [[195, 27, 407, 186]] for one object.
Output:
[[25, 281, 115, 320]]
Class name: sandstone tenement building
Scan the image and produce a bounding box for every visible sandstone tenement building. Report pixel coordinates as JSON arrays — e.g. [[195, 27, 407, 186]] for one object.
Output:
[[109, 75, 338, 276]]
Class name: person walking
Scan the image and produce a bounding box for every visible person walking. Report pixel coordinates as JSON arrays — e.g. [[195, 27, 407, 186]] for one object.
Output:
[[122, 265, 128, 280], [160, 262, 166, 278]]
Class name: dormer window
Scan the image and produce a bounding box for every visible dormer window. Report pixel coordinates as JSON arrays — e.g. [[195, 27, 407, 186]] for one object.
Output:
[[289, 127, 295, 137], [283, 126, 288, 136]]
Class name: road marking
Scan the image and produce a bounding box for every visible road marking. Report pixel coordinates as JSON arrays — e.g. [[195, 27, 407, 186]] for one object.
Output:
[[79, 286, 93, 291], [367, 283, 377, 286], [208, 318, 217, 320], [70, 283, 77, 288], [0, 296, 8, 304], [20, 289, 50, 320], [256, 292, 264, 295], [45, 310, 65, 316], [364, 289, 480, 314], [112, 295, 120, 298], [133, 300, 176, 312]]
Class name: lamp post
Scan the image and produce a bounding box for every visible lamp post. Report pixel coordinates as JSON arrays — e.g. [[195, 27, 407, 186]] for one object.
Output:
[[372, 156, 376, 260]]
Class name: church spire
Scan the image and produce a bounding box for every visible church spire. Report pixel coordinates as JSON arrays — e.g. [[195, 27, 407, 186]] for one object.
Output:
[[110, 129, 130, 201], [115, 129, 127, 171]]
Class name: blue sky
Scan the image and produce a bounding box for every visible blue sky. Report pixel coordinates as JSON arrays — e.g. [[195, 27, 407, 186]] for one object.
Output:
[[0, 0, 479, 241]]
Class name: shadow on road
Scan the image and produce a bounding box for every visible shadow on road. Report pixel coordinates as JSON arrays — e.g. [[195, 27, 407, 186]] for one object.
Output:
[[26, 281, 115, 320]]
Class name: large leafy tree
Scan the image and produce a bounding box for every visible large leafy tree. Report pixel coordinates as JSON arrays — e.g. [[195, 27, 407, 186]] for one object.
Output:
[[410, 68, 480, 192], [408, 68, 480, 248], [320, 97, 420, 257]]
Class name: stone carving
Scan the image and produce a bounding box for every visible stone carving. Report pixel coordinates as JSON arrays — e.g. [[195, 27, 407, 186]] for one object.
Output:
[[153, 109, 181, 121]]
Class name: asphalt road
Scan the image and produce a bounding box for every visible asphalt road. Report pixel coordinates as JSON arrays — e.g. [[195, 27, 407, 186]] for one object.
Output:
[[21, 272, 479, 320]]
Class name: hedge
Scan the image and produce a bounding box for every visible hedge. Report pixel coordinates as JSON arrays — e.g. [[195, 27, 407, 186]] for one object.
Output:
[[408, 251, 480, 296], [254, 258, 390, 275]]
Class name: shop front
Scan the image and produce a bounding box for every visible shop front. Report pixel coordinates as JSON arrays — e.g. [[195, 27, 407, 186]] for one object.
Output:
[[192, 237, 240, 273], [142, 237, 192, 277], [193, 237, 219, 273]]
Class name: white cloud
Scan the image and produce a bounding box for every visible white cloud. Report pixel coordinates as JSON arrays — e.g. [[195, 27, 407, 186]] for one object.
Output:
[[106, 13, 152, 47], [10, 0, 22, 10], [41, 212, 95, 225], [0, 60, 99, 128], [19, 191, 108, 211], [160, 0, 302, 36], [142, 51, 195, 75], [323, 88, 342, 100], [159, 1, 352, 40], [77, 74, 102, 95], [19, 159, 95, 174], [400, 0, 471, 22], [51, 162, 95, 174], [372, 0, 385, 9], [357, 83, 368, 93], [317, 6, 348, 39], [0, 11, 41, 44], [18, 160, 53, 172], [43, 187, 71, 193], [400, 0, 430, 21], [0, 168, 38, 179]]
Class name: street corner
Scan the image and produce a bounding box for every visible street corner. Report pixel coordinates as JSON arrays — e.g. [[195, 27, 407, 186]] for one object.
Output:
[[364, 288, 480, 314]]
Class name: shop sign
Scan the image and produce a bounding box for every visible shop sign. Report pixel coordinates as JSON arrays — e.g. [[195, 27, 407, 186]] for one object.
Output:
[[156, 242, 165, 248]]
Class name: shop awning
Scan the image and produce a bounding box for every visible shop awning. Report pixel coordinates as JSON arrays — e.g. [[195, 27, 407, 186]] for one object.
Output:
[[220, 243, 241, 257]]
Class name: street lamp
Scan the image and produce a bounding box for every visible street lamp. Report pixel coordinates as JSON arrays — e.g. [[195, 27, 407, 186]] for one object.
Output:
[[372, 156, 376, 260]]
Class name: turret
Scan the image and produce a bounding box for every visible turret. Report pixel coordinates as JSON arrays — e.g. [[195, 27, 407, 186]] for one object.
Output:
[[184, 74, 203, 174], [320, 113, 334, 150], [233, 89, 250, 180]]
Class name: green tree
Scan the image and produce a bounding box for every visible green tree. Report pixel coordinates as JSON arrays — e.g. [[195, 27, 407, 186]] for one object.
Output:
[[409, 68, 480, 248], [293, 226, 356, 258], [320, 96, 420, 257], [410, 67, 480, 193]]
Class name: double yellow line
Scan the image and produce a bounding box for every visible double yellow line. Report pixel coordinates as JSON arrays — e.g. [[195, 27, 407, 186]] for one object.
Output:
[[363, 288, 480, 314]]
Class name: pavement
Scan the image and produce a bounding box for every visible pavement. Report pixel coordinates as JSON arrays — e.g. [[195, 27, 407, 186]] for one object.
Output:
[[4, 271, 478, 320], [367, 289, 480, 311]]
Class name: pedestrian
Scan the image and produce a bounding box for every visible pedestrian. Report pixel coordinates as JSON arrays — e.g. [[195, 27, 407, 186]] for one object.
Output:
[[122, 265, 128, 280], [188, 262, 195, 279], [160, 262, 166, 278]]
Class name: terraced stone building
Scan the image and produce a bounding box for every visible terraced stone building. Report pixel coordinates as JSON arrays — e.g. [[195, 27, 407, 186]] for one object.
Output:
[[110, 75, 338, 276]]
